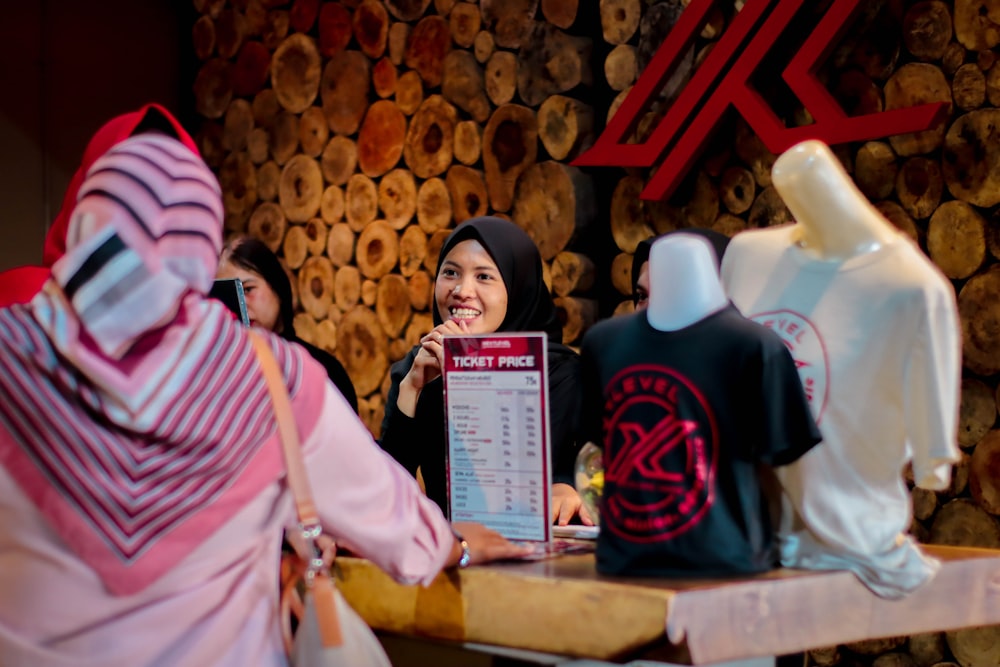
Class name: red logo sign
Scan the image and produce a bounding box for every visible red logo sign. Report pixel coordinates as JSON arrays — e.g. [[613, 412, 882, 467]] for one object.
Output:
[[602, 365, 717, 543], [573, 0, 949, 201]]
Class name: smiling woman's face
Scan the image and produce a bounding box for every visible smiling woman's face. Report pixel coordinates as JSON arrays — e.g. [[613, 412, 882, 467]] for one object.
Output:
[[434, 239, 508, 334]]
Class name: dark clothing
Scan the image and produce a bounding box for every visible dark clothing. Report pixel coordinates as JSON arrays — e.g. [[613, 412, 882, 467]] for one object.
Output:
[[293, 336, 358, 414], [380, 343, 581, 515], [580, 305, 821, 577], [378, 216, 583, 516]]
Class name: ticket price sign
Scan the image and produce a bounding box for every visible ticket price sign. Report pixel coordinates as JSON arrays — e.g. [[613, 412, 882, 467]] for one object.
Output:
[[442, 333, 551, 543]]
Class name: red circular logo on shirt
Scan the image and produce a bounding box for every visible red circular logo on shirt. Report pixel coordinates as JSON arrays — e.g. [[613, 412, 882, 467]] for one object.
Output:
[[602, 365, 717, 543], [751, 310, 828, 424]]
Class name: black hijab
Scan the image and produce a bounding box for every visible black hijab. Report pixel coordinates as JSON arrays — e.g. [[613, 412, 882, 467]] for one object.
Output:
[[631, 228, 732, 292], [434, 217, 564, 346]]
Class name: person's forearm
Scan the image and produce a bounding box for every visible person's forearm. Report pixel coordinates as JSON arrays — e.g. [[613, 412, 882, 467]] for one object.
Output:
[[395, 374, 421, 417]]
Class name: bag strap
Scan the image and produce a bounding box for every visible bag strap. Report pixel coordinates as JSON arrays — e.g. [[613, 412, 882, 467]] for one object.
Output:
[[249, 331, 344, 648]]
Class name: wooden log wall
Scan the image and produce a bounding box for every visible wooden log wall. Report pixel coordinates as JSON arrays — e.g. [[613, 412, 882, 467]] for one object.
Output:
[[192, 0, 601, 438], [193, 1, 1000, 664]]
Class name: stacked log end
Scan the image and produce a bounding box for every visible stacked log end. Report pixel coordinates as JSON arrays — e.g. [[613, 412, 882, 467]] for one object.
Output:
[[194, 0, 598, 438]]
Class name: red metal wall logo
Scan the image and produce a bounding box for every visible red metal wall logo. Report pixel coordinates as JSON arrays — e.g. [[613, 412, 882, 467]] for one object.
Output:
[[572, 0, 949, 201]]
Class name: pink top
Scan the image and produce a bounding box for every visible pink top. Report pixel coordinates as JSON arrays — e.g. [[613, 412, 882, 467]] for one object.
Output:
[[0, 381, 453, 666]]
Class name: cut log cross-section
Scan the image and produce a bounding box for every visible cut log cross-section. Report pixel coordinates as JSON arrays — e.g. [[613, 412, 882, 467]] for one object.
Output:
[[902, 1, 952, 60], [446, 164, 489, 223], [345, 173, 379, 232], [337, 306, 390, 397], [481, 0, 539, 50], [958, 378, 997, 449], [399, 225, 429, 277], [404, 95, 458, 179], [356, 220, 401, 279], [298, 256, 335, 320], [927, 200, 986, 279], [384, 0, 433, 21], [373, 57, 398, 99], [327, 222, 356, 268], [485, 51, 518, 106], [233, 41, 271, 97], [335, 265, 362, 311], [298, 106, 329, 158], [449, 2, 481, 48], [959, 265, 1000, 376], [884, 63, 952, 156], [971, 430, 1000, 515], [321, 50, 371, 135], [483, 104, 538, 212], [417, 177, 453, 233], [442, 50, 491, 123], [353, 0, 389, 60], [376, 274, 412, 339], [542, 0, 579, 29], [271, 33, 321, 113], [537, 95, 594, 161], [943, 109, 1000, 207], [517, 22, 593, 106], [318, 2, 352, 57], [897, 156, 943, 219], [550, 251, 595, 297], [610, 175, 654, 254], [279, 154, 323, 223], [357, 100, 407, 177], [512, 161, 595, 260], [854, 141, 898, 201], [322, 136, 359, 187], [321, 185, 345, 225], [378, 169, 418, 231], [601, 0, 641, 44], [454, 120, 482, 165], [406, 15, 452, 88], [248, 201, 288, 252]]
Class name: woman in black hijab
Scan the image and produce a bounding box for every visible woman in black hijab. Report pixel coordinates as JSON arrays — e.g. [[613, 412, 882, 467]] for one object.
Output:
[[218, 237, 358, 413], [379, 217, 590, 524]]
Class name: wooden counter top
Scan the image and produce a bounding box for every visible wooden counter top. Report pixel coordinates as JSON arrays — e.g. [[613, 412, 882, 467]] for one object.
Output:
[[335, 545, 1000, 664]]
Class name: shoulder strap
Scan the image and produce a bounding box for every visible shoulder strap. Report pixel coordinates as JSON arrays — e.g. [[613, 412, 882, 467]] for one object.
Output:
[[249, 330, 320, 528], [249, 331, 344, 649]]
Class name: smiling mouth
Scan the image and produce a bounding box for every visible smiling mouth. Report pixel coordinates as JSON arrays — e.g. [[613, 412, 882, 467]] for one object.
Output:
[[449, 307, 481, 320]]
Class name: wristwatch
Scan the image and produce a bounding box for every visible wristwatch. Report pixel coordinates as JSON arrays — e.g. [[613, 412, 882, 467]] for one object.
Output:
[[451, 526, 472, 569]]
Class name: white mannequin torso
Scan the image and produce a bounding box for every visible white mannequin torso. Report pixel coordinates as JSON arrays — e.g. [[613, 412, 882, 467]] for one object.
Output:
[[773, 140, 899, 262], [646, 233, 728, 331]]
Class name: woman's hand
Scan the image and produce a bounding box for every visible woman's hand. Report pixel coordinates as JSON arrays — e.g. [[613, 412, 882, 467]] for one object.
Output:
[[450, 521, 534, 566], [551, 483, 594, 526], [396, 320, 469, 417]]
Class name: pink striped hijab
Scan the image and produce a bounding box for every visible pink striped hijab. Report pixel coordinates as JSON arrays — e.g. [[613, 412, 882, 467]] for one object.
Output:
[[0, 134, 325, 594]]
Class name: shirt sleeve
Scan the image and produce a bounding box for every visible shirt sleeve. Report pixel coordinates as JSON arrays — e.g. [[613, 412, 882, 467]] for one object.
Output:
[[904, 284, 961, 490], [377, 351, 422, 476], [548, 353, 583, 486], [304, 383, 454, 586], [756, 337, 823, 467]]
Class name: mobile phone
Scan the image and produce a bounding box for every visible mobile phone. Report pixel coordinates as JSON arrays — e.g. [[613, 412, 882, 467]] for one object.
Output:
[[209, 278, 250, 327]]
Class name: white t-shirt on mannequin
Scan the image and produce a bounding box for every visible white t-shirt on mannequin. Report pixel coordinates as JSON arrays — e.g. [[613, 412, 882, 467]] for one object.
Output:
[[646, 233, 728, 331], [720, 140, 961, 599]]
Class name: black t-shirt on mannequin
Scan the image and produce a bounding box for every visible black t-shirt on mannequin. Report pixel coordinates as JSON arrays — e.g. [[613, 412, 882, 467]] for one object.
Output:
[[580, 234, 821, 576]]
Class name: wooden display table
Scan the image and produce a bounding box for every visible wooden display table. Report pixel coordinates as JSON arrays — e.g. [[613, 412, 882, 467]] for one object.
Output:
[[335, 545, 1000, 665]]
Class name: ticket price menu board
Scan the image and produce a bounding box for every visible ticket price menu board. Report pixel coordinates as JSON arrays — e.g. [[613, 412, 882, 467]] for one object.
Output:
[[442, 333, 551, 542]]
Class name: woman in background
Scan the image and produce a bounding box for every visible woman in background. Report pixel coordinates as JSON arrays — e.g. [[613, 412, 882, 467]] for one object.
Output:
[[379, 216, 591, 525], [218, 236, 358, 413], [631, 228, 731, 310]]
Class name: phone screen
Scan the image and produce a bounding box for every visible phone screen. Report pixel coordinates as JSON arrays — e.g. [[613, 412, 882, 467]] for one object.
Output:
[[209, 278, 250, 327]]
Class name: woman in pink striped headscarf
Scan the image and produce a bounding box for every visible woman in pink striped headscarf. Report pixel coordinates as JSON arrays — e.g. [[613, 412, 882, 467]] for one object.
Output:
[[0, 134, 524, 666]]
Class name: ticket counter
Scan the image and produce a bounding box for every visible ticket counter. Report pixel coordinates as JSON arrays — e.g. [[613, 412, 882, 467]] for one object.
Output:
[[335, 545, 1000, 666]]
